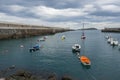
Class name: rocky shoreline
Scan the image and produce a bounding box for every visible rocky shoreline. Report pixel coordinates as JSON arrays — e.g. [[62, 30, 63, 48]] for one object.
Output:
[[101, 28, 120, 33], [0, 68, 72, 80]]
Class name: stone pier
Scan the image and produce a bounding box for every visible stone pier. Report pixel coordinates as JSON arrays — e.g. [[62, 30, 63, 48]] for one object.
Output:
[[0, 22, 71, 39]]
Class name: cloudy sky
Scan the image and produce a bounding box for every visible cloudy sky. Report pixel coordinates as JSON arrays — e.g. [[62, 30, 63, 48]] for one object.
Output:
[[0, 0, 120, 29]]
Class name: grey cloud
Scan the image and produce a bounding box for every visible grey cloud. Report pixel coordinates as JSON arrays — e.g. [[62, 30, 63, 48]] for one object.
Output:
[[0, 0, 120, 28], [90, 11, 120, 17]]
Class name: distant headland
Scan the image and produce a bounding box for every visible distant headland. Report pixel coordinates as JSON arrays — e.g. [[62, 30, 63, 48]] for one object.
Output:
[[101, 28, 120, 33], [78, 28, 97, 30]]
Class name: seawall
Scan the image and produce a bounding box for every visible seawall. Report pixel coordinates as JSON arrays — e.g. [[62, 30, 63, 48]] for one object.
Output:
[[0, 22, 71, 39], [101, 28, 120, 33]]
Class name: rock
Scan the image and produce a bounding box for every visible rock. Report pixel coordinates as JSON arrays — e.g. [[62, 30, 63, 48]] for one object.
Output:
[[61, 76, 72, 80], [5, 77, 15, 80], [30, 75, 37, 79], [0, 78, 5, 80], [29, 75, 44, 80], [24, 71, 32, 78], [30, 75, 38, 80], [15, 70, 25, 76], [6, 76, 25, 80], [16, 76, 25, 80], [48, 74, 57, 80], [4, 69, 48, 80], [14, 70, 32, 79]]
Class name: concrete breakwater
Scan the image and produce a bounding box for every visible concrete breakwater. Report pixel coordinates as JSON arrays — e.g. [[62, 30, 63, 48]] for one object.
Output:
[[0, 22, 71, 39], [101, 28, 120, 33]]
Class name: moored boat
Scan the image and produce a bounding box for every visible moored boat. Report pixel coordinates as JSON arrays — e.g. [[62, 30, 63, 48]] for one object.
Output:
[[72, 44, 81, 52], [29, 45, 41, 52], [110, 40, 119, 46], [79, 56, 91, 66], [105, 36, 109, 39], [107, 38, 113, 43], [113, 40, 119, 46], [38, 37, 46, 41], [81, 34, 86, 39], [61, 35, 66, 40]]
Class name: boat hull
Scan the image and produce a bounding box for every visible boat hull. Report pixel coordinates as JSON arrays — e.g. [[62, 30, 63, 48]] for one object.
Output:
[[81, 61, 91, 66], [72, 48, 80, 52], [29, 45, 40, 52], [79, 56, 91, 66], [72, 44, 81, 52], [81, 36, 86, 39]]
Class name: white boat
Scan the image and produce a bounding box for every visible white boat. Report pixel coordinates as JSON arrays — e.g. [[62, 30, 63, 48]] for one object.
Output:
[[110, 40, 119, 46], [105, 36, 109, 39], [113, 40, 119, 46], [20, 45, 24, 48], [107, 38, 113, 43], [43, 36, 48, 39], [38, 37, 45, 41], [110, 40, 114, 45], [72, 44, 81, 52]]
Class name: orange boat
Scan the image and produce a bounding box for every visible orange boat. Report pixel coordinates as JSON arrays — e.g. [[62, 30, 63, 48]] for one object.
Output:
[[79, 56, 91, 66]]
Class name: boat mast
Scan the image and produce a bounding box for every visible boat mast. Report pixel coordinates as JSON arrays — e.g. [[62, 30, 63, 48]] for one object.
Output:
[[82, 23, 84, 36], [81, 22, 86, 39]]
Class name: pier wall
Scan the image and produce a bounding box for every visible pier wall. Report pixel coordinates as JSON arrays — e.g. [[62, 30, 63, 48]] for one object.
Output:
[[0, 22, 71, 39], [101, 28, 120, 33]]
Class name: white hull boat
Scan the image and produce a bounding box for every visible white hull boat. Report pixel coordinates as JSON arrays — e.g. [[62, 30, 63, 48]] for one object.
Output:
[[105, 36, 109, 39], [114, 40, 119, 46], [107, 38, 113, 43], [110, 40, 119, 46], [72, 44, 81, 52], [61, 35, 66, 40]]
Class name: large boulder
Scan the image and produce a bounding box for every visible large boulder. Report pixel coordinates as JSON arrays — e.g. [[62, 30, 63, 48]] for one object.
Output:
[[15, 70, 25, 76], [61, 76, 72, 80], [48, 74, 57, 80]]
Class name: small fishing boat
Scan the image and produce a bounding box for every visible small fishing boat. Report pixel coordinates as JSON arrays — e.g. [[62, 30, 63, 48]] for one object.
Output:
[[113, 40, 119, 46], [72, 44, 81, 52], [79, 56, 91, 66], [44, 36, 48, 39], [107, 38, 113, 43], [38, 37, 46, 41], [111, 40, 119, 46], [110, 40, 114, 45], [61, 35, 66, 40], [29, 45, 41, 52], [81, 33, 86, 39], [105, 36, 110, 39], [20, 45, 24, 48]]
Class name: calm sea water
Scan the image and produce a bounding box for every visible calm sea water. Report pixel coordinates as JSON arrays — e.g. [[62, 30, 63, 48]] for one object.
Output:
[[0, 30, 120, 80]]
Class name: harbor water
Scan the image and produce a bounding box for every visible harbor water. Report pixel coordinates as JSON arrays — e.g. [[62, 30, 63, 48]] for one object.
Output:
[[0, 30, 120, 80]]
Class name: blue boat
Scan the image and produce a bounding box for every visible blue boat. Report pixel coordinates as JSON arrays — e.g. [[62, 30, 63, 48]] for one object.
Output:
[[29, 44, 41, 52]]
